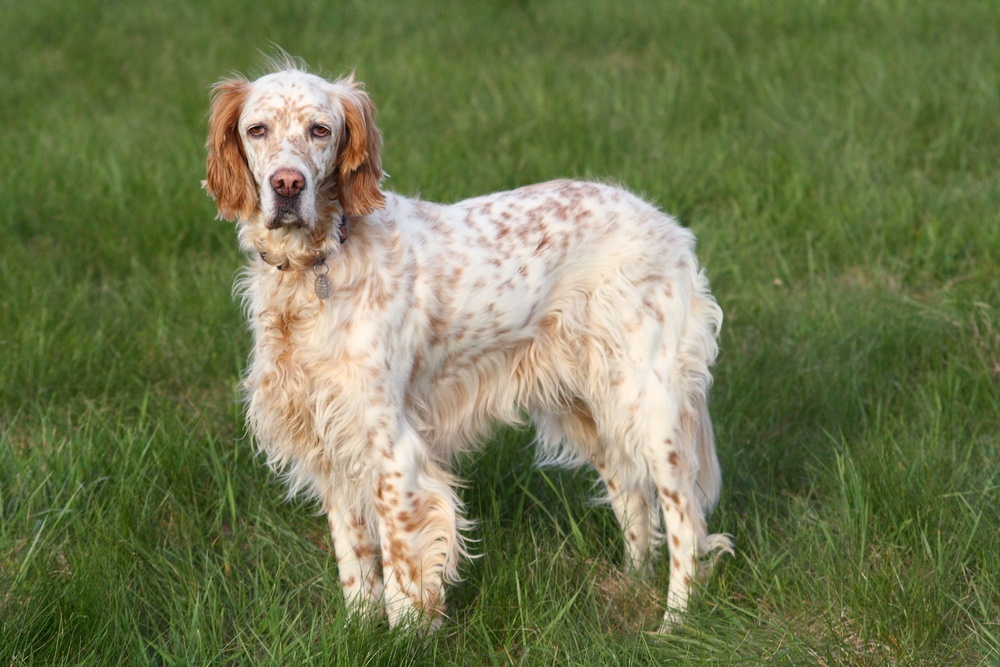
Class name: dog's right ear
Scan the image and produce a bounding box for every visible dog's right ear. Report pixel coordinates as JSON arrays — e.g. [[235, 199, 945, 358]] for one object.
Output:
[[204, 79, 257, 221]]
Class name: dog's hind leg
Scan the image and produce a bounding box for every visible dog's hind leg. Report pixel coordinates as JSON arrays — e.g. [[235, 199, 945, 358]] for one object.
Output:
[[636, 346, 732, 631], [598, 290, 731, 631], [597, 463, 658, 577], [534, 404, 658, 576]]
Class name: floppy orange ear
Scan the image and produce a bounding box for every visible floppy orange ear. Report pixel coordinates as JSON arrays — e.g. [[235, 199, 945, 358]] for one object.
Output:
[[334, 80, 386, 217], [205, 79, 257, 221]]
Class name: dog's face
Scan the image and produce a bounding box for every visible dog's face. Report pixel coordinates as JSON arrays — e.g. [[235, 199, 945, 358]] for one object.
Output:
[[205, 69, 385, 227], [239, 71, 343, 230]]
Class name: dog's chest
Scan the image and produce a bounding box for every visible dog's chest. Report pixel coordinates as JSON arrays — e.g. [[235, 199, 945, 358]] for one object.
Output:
[[242, 281, 334, 452]]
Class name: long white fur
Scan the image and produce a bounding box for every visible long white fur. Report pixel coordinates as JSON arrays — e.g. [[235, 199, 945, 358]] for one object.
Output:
[[204, 57, 732, 632]]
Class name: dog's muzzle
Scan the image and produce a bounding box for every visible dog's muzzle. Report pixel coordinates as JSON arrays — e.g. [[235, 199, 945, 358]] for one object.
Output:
[[266, 168, 307, 229]]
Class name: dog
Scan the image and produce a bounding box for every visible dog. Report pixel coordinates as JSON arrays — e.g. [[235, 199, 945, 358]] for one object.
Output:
[[204, 55, 732, 632]]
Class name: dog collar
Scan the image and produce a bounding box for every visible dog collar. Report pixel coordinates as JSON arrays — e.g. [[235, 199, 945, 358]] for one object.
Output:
[[335, 213, 349, 245], [257, 214, 348, 294]]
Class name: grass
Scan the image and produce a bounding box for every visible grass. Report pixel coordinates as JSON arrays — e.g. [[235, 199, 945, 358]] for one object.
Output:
[[2, 0, 998, 663]]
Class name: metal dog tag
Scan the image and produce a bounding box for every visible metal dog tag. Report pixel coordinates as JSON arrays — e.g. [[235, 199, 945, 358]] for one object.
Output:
[[313, 260, 331, 299], [314, 274, 331, 299]]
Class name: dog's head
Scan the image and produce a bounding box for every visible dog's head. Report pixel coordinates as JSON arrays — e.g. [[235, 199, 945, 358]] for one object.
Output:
[[205, 64, 385, 228]]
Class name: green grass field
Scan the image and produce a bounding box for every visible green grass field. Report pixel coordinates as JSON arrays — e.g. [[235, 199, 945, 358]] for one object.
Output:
[[2, 0, 998, 664]]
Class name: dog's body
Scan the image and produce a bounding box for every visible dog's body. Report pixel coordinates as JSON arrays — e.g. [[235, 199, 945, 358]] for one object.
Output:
[[205, 58, 731, 632]]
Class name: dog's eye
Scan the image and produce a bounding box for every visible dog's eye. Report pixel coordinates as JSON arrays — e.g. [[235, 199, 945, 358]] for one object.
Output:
[[311, 125, 332, 139], [247, 124, 268, 138]]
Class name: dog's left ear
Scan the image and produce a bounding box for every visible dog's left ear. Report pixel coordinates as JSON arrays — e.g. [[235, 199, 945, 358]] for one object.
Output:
[[205, 78, 257, 221], [333, 78, 386, 217]]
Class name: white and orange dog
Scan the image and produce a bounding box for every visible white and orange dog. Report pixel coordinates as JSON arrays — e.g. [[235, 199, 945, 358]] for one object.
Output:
[[205, 56, 731, 632]]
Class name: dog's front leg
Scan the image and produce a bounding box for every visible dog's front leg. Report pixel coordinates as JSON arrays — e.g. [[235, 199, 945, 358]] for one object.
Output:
[[324, 488, 384, 619], [372, 422, 467, 630]]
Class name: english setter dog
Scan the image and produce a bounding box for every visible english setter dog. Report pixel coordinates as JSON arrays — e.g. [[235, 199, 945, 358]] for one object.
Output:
[[204, 56, 732, 633]]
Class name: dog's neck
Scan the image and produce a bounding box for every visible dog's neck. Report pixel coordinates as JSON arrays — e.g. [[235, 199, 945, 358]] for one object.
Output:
[[239, 205, 350, 275], [238, 198, 396, 305]]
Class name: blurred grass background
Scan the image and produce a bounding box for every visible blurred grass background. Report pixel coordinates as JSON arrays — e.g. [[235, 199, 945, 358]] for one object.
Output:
[[1, 0, 998, 664]]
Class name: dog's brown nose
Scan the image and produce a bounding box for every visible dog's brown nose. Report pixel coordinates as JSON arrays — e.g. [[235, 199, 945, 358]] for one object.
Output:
[[270, 169, 305, 198]]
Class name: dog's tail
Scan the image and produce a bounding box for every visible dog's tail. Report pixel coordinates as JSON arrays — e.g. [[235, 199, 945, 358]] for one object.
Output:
[[676, 263, 733, 558], [690, 392, 722, 515], [674, 259, 724, 516]]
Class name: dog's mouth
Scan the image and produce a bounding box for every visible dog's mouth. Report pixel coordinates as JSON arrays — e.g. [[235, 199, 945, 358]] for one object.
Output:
[[267, 206, 305, 230]]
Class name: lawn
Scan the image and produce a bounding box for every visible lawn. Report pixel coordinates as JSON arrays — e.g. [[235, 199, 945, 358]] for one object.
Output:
[[1, 0, 998, 664]]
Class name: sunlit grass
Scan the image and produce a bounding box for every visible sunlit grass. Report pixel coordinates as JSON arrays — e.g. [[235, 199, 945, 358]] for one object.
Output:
[[1, 0, 998, 664]]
